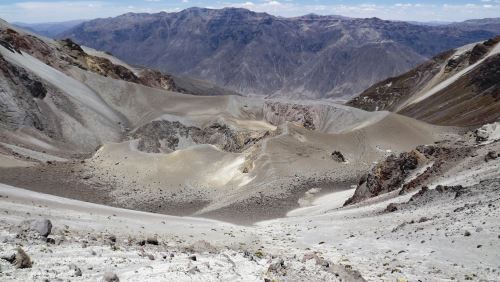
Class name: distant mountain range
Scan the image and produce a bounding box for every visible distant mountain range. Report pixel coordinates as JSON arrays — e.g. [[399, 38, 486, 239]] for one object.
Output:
[[21, 8, 500, 99], [14, 20, 86, 38]]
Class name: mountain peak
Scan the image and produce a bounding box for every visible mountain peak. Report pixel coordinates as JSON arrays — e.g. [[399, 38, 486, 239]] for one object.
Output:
[[60, 10, 500, 99]]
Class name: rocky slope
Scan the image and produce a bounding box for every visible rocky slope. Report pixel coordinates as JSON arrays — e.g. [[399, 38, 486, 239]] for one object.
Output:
[[60, 8, 500, 99], [345, 122, 500, 206], [1, 16, 499, 282], [0, 19, 459, 223], [348, 37, 500, 126]]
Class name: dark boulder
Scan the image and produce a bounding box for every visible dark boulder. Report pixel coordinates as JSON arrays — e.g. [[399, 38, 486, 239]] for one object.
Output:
[[344, 151, 420, 205], [331, 151, 346, 162], [385, 203, 400, 212], [485, 151, 498, 162]]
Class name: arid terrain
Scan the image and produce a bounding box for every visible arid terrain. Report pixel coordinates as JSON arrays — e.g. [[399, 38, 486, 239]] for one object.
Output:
[[0, 15, 499, 281]]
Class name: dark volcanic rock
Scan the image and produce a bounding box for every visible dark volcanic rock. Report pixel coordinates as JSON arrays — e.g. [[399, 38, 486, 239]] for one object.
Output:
[[344, 151, 420, 205], [408, 184, 464, 204], [485, 151, 498, 162], [1, 253, 16, 263], [331, 151, 346, 162], [0, 53, 49, 132], [469, 43, 489, 64], [146, 237, 159, 245], [385, 203, 400, 212], [131, 120, 271, 153]]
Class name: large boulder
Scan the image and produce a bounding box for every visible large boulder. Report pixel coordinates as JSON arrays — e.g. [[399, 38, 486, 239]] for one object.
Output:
[[18, 219, 53, 237], [344, 151, 421, 205]]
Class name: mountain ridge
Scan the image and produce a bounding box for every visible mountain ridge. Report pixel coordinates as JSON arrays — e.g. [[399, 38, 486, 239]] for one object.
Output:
[[347, 36, 500, 126], [60, 8, 500, 99]]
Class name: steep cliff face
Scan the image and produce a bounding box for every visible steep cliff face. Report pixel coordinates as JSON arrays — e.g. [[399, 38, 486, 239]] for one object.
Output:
[[0, 52, 48, 132]]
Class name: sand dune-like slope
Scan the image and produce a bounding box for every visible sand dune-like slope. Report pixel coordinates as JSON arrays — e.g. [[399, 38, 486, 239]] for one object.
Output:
[[75, 92, 454, 222], [0, 46, 457, 222], [0, 20, 457, 223]]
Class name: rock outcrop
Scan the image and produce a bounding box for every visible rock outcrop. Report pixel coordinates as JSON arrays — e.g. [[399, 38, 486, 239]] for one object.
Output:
[[263, 102, 317, 130], [344, 151, 421, 205], [131, 120, 271, 153]]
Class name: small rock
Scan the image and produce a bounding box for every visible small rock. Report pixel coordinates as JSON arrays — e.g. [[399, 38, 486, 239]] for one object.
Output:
[[187, 266, 199, 274], [464, 230, 471, 237], [103, 272, 120, 282], [146, 237, 159, 245], [147, 254, 155, 260], [268, 258, 286, 275], [108, 235, 117, 243], [69, 264, 82, 277], [188, 240, 217, 253], [418, 217, 430, 223], [189, 255, 197, 261], [385, 203, 399, 212], [1, 253, 16, 263], [302, 253, 320, 263], [484, 151, 498, 162], [331, 151, 346, 162], [14, 247, 32, 269]]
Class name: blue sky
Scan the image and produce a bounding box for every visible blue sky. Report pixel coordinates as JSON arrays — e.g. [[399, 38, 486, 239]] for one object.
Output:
[[0, 0, 499, 23]]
